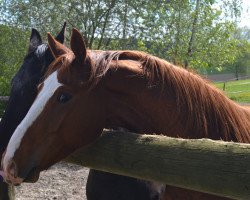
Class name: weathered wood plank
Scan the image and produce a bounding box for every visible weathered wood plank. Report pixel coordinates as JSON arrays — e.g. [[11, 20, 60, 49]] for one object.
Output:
[[65, 130, 250, 199], [0, 96, 9, 102]]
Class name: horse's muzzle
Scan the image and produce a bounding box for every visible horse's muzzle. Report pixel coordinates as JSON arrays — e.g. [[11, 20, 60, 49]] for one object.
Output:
[[3, 160, 23, 185], [3, 159, 40, 185]]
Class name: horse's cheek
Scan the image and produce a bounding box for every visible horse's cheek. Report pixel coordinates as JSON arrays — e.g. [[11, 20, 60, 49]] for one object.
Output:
[[44, 103, 72, 133]]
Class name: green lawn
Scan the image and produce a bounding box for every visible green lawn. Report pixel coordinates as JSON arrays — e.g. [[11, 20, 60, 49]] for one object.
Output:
[[215, 79, 250, 103]]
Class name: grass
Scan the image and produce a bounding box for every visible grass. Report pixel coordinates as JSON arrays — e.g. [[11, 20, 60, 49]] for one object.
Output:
[[215, 79, 250, 103]]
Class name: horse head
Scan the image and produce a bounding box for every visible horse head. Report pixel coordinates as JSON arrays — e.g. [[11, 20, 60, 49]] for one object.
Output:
[[2, 29, 105, 184], [0, 23, 66, 156]]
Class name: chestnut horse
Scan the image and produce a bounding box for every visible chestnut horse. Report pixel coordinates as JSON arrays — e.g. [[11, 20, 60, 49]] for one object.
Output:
[[1, 25, 165, 200], [3, 29, 250, 199]]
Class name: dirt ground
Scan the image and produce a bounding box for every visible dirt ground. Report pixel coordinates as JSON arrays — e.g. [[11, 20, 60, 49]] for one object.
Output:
[[15, 162, 89, 200]]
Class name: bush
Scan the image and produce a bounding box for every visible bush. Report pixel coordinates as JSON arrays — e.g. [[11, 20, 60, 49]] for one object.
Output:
[[0, 25, 29, 96]]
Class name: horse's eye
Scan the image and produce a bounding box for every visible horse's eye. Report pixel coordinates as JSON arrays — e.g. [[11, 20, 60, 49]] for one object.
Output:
[[57, 92, 72, 103]]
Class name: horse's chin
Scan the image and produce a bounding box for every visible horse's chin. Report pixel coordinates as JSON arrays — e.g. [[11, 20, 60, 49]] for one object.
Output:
[[23, 167, 40, 183]]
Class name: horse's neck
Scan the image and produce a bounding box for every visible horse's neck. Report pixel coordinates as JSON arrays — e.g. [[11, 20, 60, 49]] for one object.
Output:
[[103, 61, 187, 135], [103, 61, 250, 142]]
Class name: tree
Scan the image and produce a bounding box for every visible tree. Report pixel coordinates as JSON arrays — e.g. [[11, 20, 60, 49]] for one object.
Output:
[[139, 0, 243, 70], [0, 0, 245, 71], [1, 0, 146, 50], [222, 27, 250, 76]]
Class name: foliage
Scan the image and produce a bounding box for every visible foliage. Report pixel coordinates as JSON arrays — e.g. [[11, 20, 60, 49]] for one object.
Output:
[[223, 27, 250, 75], [1, 0, 244, 64], [139, 0, 243, 69], [0, 0, 249, 102], [1, 0, 145, 49], [0, 25, 29, 95]]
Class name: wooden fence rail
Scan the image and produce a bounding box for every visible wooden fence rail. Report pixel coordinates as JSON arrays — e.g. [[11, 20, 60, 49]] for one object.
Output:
[[0, 96, 9, 102], [66, 130, 250, 199]]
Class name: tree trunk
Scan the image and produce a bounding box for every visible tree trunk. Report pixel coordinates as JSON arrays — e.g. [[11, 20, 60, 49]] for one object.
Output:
[[97, 0, 116, 49], [185, 0, 201, 69]]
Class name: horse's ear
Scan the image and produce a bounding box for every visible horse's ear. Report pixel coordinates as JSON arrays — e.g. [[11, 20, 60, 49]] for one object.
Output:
[[55, 22, 66, 44], [28, 29, 42, 53], [48, 33, 68, 58], [70, 28, 87, 64]]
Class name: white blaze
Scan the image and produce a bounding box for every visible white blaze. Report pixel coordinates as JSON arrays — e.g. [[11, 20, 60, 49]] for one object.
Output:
[[3, 71, 62, 172]]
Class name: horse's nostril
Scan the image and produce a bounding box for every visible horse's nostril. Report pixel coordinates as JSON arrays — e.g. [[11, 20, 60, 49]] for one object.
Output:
[[7, 160, 17, 178], [4, 160, 24, 185]]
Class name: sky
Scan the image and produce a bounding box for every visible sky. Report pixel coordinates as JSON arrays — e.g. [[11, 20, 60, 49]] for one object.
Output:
[[239, 0, 250, 27]]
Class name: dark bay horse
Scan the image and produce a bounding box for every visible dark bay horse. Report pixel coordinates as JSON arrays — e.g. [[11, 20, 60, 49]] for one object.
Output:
[[0, 24, 66, 200], [3, 29, 250, 199], [0, 25, 164, 200], [0, 25, 65, 153]]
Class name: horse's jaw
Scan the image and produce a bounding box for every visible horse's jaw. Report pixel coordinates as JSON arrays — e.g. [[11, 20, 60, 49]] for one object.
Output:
[[23, 167, 40, 183]]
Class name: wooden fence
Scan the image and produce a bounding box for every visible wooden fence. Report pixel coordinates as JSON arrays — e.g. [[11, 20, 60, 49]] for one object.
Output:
[[0, 97, 250, 199], [0, 96, 8, 102], [66, 130, 250, 199]]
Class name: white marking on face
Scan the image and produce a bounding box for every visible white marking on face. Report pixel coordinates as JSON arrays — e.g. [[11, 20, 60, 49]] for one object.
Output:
[[35, 44, 48, 58], [3, 71, 62, 172]]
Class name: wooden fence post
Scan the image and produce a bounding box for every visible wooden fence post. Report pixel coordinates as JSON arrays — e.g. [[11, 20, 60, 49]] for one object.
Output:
[[223, 82, 226, 91]]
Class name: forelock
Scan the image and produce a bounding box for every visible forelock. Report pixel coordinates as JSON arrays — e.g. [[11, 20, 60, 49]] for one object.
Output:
[[43, 54, 74, 83], [35, 44, 48, 59]]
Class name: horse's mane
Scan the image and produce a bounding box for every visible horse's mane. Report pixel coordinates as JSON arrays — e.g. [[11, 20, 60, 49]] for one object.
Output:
[[48, 50, 250, 143], [93, 50, 250, 143]]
